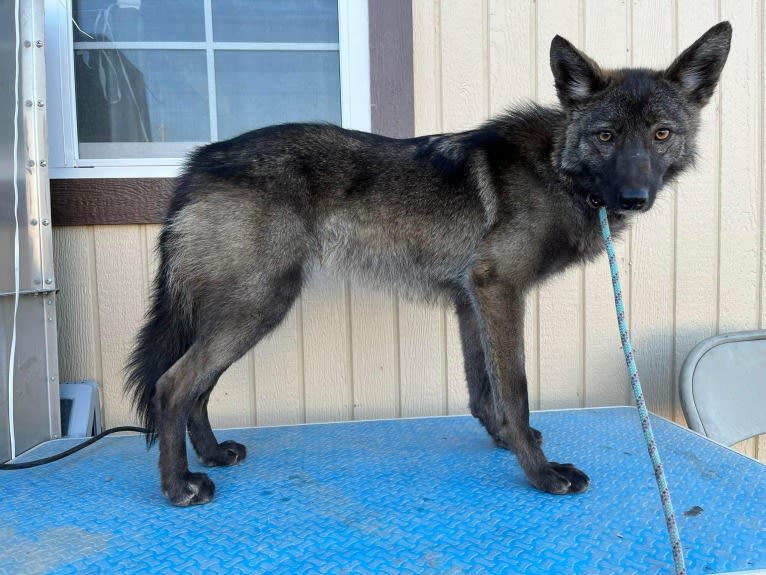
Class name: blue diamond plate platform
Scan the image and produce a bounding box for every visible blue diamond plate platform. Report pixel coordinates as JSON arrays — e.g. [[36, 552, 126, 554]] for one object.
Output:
[[1, 407, 765, 574]]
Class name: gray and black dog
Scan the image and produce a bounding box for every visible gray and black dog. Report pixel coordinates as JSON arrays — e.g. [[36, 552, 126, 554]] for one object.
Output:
[[127, 22, 731, 506]]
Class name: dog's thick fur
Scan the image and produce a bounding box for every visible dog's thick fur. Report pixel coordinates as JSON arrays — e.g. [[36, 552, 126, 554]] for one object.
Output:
[[127, 23, 731, 506]]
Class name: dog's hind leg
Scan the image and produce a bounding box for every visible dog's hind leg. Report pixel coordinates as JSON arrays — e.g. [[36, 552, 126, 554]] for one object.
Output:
[[187, 384, 247, 468], [154, 341, 237, 506], [468, 270, 589, 495], [454, 294, 542, 449], [155, 268, 303, 506]]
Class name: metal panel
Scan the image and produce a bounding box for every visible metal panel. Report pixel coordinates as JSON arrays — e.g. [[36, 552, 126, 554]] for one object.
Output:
[[0, 294, 59, 455], [0, 319, 7, 462], [0, 0, 54, 296], [1, 0, 58, 462]]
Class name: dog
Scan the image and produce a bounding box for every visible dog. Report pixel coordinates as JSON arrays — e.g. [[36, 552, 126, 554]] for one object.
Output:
[[126, 22, 732, 506]]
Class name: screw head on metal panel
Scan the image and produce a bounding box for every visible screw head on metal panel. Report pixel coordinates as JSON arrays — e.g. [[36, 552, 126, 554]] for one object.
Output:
[[42, 219, 50, 226], [36, 40, 43, 48], [27, 160, 35, 167], [23, 40, 31, 48], [37, 100, 44, 108], [30, 218, 38, 226], [25, 100, 33, 107], [44, 278, 53, 285], [40, 160, 47, 167]]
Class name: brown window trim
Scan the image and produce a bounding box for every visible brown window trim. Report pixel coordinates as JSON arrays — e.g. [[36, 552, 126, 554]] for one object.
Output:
[[50, 0, 413, 227], [49, 178, 176, 226]]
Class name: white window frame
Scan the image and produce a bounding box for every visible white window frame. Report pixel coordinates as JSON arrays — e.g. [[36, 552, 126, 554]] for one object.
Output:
[[44, 0, 370, 179]]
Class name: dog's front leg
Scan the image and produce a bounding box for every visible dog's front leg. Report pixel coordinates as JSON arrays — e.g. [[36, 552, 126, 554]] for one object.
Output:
[[470, 276, 589, 495]]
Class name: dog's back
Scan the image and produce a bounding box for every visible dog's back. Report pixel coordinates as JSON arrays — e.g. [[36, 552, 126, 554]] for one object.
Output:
[[165, 123, 497, 302]]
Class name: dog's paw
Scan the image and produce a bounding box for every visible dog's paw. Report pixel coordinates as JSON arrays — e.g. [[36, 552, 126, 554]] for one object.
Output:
[[549, 462, 589, 493], [198, 440, 247, 467], [163, 472, 216, 506], [530, 462, 590, 495]]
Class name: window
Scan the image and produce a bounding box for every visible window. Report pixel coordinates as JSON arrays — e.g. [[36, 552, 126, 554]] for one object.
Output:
[[44, 0, 370, 178]]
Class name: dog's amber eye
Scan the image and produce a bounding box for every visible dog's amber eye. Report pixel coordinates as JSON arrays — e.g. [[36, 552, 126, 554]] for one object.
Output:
[[655, 129, 671, 141], [598, 131, 613, 142]]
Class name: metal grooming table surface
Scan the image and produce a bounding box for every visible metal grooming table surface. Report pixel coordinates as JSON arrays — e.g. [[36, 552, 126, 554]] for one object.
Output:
[[1, 407, 765, 574]]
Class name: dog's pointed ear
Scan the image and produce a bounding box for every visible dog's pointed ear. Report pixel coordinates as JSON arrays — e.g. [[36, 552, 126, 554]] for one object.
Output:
[[665, 21, 732, 106], [550, 35, 607, 108]]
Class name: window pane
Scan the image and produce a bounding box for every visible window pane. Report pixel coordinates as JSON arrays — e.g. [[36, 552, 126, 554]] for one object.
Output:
[[74, 49, 209, 158], [212, 0, 338, 43], [215, 51, 341, 140], [73, 0, 205, 42]]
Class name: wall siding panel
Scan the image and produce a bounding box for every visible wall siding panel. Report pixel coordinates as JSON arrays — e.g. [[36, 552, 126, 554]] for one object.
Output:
[[52, 1, 764, 461], [719, 1, 761, 333], [488, 0, 534, 111], [673, 0, 724, 424], [53, 227, 100, 387], [398, 301, 446, 417], [763, 0, 766, 347], [350, 286, 399, 420], [92, 226, 147, 428], [253, 305, 303, 426], [301, 272, 353, 423]]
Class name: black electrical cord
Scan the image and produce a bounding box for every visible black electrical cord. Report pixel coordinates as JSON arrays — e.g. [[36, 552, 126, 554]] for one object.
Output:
[[0, 426, 148, 470]]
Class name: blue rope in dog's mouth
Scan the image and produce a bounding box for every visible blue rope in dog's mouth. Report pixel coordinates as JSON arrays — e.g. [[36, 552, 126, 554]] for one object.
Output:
[[598, 207, 686, 575]]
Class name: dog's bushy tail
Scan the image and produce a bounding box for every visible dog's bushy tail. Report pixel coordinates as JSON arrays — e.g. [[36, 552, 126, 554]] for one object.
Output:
[[125, 235, 194, 446]]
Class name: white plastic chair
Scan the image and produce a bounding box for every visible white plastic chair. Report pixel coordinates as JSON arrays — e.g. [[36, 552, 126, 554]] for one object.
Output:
[[679, 330, 766, 446]]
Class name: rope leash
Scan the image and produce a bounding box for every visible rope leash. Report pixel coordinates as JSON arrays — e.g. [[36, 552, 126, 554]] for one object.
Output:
[[598, 207, 685, 575]]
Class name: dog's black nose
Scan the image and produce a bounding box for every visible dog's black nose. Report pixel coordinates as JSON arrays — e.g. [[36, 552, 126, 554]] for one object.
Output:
[[619, 188, 649, 210]]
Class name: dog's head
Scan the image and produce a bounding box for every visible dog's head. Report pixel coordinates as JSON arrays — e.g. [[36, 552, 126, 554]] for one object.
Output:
[[550, 22, 732, 213]]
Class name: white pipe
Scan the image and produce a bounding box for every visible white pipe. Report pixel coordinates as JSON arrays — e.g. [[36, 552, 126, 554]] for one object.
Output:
[[8, 0, 21, 460]]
